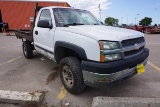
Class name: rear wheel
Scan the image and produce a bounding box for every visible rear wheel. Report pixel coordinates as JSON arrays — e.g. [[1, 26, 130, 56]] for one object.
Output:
[[59, 57, 85, 94], [22, 41, 33, 59]]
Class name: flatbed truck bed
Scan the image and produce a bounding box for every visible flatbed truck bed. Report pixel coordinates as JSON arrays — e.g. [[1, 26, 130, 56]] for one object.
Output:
[[15, 30, 33, 42]]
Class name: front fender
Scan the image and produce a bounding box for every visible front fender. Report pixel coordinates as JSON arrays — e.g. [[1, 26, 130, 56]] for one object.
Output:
[[54, 41, 87, 61]]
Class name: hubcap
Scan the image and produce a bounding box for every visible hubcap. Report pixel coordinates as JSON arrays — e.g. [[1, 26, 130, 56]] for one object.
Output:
[[62, 66, 74, 88]]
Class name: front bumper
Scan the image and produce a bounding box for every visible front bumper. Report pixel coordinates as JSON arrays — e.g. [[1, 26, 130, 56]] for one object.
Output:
[[81, 48, 149, 87]]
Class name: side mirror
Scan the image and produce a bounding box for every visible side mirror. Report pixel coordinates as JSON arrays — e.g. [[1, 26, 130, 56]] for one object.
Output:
[[37, 20, 53, 29]]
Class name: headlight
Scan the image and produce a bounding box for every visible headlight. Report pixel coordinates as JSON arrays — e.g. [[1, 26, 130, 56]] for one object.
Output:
[[99, 41, 119, 50], [105, 54, 121, 61], [99, 41, 121, 62], [100, 54, 121, 62]]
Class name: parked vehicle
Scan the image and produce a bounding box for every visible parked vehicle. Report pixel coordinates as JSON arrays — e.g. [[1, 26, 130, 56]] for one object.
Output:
[[128, 25, 146, 33], [145, 26, 160, 34], [0, 9, 9, 33], [15, 3, 149, 94]]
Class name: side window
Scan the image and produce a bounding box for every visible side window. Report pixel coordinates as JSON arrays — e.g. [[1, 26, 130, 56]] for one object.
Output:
[[39, 9, 52, 25]]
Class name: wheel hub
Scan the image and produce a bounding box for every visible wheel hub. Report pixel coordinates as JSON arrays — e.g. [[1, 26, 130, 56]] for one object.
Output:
[[62, 66, 74, 88]]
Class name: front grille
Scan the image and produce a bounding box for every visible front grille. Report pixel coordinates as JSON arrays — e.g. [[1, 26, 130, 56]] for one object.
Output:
[[122, 37, 145, 47], [124, 46, 144, 57]]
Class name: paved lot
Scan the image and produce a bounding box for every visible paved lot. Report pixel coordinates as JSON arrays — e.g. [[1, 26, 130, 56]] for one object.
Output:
[[0, 33, 160, 107]]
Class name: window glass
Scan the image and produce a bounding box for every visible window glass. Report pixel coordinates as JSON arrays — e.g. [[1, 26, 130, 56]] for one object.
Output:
[[53, 8, 101, 27], [39, 9, 52, 25]]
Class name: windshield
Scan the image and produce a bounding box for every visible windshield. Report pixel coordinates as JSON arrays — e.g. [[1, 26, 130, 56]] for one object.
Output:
[[53, 8, 101, 27]]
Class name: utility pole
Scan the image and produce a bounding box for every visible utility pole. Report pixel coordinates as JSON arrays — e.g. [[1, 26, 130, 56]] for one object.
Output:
[[135, 18, 137, 25], [98, 4, 101, 21], [137, 14, 139, 26], [127, 14, 128, 25], [99, 10, 101, 21]]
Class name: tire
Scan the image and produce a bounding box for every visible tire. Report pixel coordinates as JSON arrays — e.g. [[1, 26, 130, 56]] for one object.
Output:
[[59, 57, 85, 94], [22, 41, 33, 59]]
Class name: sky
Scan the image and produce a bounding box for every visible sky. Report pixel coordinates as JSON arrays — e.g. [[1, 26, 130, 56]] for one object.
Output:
[[59, 0, 160, 25], [30, 0, 160, 25], [100, 0, 160, 25]]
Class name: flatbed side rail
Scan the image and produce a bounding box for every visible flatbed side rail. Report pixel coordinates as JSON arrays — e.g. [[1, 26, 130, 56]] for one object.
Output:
[[15, 30, 33, 42]]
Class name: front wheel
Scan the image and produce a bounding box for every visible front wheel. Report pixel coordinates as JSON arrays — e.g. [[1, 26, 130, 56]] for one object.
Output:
[[59, 57, 85, 94]]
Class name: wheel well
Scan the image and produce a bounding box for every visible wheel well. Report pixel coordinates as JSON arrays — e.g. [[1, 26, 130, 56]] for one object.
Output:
[[55, 46, 82, 64]]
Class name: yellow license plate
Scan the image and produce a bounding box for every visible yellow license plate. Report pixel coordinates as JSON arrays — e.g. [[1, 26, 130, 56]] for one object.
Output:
[[137, 64, 145, 75]]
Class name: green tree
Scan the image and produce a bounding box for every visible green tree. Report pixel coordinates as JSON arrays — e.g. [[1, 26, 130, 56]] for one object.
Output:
[[139, 17, 152, 26], [105, 17, 119, 26]]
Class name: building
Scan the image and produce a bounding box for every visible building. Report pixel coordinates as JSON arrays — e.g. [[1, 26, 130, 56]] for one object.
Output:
[[0, 0, 70, 30]]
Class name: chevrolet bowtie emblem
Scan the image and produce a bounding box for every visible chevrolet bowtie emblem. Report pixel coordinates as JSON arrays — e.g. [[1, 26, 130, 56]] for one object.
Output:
[[135, 44, 140, 50]]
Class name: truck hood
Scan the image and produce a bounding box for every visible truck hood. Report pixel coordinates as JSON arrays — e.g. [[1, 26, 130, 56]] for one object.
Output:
[[58, 25, 144, 41]]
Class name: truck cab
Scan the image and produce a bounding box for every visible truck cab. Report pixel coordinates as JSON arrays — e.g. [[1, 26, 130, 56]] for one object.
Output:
[[16, 6, 149, 94]]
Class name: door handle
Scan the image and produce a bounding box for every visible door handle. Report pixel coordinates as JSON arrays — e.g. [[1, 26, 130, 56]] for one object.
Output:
[[35, 31, 38, 35]]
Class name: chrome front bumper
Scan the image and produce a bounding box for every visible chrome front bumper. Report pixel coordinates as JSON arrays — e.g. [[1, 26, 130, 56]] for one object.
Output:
[[82, 58, 148, 87]]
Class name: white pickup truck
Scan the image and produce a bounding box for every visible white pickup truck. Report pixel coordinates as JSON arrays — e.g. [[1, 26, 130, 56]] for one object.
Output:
[[15, 5, 149, 94]]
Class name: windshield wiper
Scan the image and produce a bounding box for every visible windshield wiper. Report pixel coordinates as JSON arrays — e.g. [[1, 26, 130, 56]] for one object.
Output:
[[63, 23, 84, 27]]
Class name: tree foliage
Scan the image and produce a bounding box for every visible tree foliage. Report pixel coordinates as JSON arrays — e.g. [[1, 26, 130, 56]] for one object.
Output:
[[105, 17, 119, 26], [139, 17, 152, 26]]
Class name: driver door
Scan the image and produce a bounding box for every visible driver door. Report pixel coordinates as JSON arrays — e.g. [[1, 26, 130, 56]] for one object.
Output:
[[34, 9, 55, 59]]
